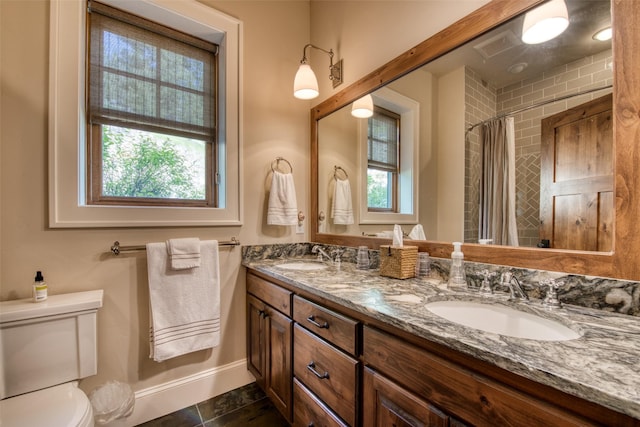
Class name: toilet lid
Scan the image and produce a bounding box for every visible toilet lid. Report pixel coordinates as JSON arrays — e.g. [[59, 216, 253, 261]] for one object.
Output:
[[0, 382, 93, 427]]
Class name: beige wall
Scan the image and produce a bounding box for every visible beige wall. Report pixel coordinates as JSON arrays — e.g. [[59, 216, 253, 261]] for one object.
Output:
[[0, 0, 488, 420], [0, 0, 309, 399], [310, 0, 491, 102]]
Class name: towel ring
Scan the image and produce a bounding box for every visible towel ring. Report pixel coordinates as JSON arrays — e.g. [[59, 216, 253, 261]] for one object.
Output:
[[334, 165, 348, 180], [271, 157, 293, 174]]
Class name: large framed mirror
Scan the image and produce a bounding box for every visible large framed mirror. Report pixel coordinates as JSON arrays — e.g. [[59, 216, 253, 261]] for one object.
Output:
[[311, 0, 640, 281]]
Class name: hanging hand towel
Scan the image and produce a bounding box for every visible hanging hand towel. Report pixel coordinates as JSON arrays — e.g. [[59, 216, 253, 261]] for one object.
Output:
[[331, 178, 354, 225], [267, 171, 298, 225], [146, 240, 220, 362], [166, 238, 201, 270]]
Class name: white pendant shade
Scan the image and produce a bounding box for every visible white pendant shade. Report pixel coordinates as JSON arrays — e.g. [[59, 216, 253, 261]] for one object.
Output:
[[293, 64, 319, 100], [522, 0, 569, 45], [351, 94, 374, 118]]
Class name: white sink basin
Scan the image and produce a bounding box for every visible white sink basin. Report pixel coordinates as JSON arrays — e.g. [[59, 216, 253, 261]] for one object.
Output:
[[425, 300, 581, 341], [275, 262, 328, 271]]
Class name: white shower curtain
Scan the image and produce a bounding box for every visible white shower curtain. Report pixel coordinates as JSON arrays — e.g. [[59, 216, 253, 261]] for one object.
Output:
[[479, 116, 519, 246]]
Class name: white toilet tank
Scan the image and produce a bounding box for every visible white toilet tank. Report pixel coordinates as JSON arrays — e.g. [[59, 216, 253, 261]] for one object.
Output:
[[0, 290, 104, 399]]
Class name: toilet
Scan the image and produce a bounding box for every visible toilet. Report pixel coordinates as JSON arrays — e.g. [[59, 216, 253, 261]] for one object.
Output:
[[0, 290, 104, 427]]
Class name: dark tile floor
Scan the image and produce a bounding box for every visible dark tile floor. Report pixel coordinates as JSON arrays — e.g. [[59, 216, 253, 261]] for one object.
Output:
[[136, 382, 289, 427]]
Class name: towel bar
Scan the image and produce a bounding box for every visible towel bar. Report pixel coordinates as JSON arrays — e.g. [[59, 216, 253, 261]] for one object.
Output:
[[110, 237, 240, 255]]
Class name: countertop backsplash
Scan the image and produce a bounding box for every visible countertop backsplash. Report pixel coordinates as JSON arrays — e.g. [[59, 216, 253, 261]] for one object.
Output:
[[242, 242, 640, 317]]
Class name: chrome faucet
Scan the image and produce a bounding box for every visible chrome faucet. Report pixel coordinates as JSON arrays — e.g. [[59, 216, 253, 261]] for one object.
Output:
[[311, 245, 332, 263], [541, 279, 564, 309], [478, 269, 496, 295], [500, 272, 529, 301]]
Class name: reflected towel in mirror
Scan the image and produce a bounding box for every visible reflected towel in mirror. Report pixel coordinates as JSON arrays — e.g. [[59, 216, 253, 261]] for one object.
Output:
[[331, 178, 354, 224], [409, 224, 426, 240]]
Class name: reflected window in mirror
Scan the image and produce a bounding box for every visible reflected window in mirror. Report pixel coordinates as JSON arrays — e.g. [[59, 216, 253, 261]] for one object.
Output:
[[367, 107, 400, 212], [357, 87, 420, 226]]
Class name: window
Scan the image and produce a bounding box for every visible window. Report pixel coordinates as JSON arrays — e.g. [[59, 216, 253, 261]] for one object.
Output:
[[357, 87, 419, 225], [49, 0, 241, 227], [367, 107, 400, 212], [88, 2, 218, 207]]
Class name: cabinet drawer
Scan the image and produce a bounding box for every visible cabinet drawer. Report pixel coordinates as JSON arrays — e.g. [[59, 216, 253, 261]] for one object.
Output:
[[293, 295, 359, 355], [247, 272, 291, 316], [294, 378, 349, 427], [294, 324, 359, 426]]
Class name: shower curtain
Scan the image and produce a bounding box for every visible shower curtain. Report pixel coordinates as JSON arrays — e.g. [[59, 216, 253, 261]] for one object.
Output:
[[479, 116, 519, 246]]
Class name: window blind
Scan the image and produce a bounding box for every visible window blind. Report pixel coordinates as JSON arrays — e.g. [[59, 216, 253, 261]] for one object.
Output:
[[368, 108, 400, 172], [88, 2, 218, 141]]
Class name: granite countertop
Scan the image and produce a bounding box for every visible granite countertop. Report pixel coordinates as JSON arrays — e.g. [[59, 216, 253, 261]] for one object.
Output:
[[243, 257, 640, 420]]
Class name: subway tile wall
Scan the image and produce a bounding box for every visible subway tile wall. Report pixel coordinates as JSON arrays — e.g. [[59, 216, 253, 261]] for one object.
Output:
[[464, 49, 613, 247]]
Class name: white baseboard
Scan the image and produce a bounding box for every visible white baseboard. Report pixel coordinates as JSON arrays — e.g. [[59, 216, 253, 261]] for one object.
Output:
[[123, 359, 255, 426]]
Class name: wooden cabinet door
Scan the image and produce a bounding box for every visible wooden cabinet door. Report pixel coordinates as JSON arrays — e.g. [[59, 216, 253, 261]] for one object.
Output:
[[540, 93, 613, 250], [246, 294, 266, 388], [265, 306, 293, 423], [363, 367, 451, 427], [247, 291, 293, 423]]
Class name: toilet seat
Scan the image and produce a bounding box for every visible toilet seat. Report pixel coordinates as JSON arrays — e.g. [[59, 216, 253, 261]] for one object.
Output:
[[0, 382, 93, 427]]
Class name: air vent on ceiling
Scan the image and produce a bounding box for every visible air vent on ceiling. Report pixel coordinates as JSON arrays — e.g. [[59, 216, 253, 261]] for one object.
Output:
[[473, 30, 522, 60]]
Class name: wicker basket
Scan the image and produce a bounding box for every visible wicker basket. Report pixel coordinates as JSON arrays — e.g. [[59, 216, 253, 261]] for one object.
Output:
[[379, 245, 418, 279]]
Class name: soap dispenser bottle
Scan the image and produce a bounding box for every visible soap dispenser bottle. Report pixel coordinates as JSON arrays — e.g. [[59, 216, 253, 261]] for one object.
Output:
[[33, 271, 48, 302], [447, 242, 467, 290]]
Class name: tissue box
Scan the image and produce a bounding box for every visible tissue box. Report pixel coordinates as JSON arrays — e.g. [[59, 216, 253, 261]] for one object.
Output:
[[379, 245, 418, 279]]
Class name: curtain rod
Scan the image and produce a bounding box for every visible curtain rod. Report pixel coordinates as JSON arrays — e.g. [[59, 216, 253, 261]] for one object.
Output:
[[110, 237, 240, 255], [465, 84, 612, 134]]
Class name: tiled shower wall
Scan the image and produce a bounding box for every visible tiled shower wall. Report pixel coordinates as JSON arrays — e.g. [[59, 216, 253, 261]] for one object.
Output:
[[464, 68, 497, 243], [464, 49, 613, 247]]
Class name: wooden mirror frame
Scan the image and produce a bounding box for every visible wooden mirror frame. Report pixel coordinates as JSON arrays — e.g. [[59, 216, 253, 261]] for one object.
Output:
[[310, 0, 640, 281]]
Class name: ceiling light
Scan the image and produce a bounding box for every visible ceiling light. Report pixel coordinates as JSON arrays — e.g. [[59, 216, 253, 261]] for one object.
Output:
[[293, 44, 343, 100], [351, 95, 374, 118], [507, 62, 528, 74], [593, 27, 612, 41], [521, 0, 569, 45]]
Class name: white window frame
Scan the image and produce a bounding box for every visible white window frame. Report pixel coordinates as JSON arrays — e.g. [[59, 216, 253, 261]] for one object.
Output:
[[358, 87, 419, 225], [48, 0, 242, 227]]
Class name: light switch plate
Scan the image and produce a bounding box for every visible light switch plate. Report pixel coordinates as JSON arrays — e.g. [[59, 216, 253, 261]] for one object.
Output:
[[296, 223, 304, 234]]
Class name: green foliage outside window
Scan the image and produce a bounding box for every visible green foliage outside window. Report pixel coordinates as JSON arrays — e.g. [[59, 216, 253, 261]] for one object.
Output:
[[102, 125, 206, 200], [367, 169, 391, 209]]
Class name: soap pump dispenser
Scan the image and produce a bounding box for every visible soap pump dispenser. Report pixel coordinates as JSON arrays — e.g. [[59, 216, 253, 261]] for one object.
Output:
[[447, 242, 467, 290]]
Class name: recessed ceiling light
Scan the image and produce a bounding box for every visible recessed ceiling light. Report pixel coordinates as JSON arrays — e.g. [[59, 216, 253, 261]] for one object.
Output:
[[593, 27, 612, 41], [508, 62, 528, 74]]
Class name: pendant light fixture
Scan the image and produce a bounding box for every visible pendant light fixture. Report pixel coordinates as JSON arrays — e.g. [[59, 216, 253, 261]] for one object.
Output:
[[351, 94, 374, 118], [521, 0, 569, 45], [293, 44, 343, 100]]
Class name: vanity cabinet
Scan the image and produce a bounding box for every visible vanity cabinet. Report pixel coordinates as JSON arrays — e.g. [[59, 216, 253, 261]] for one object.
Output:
[[246, 273, 293, 423], [246, 268, 639, 427]]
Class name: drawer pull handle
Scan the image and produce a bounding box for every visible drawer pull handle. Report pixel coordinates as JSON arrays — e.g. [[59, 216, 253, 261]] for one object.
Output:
[[307, 315, 329, 329], [307, 361, 330, 380]]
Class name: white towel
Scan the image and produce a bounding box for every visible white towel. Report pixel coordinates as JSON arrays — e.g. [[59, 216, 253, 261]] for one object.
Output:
[[409, 224, 426, 240], [166, 238, 201, 270], [267, 171, 298, 225], [146, 240, 220, 362], [331, 178, 354, 225]]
